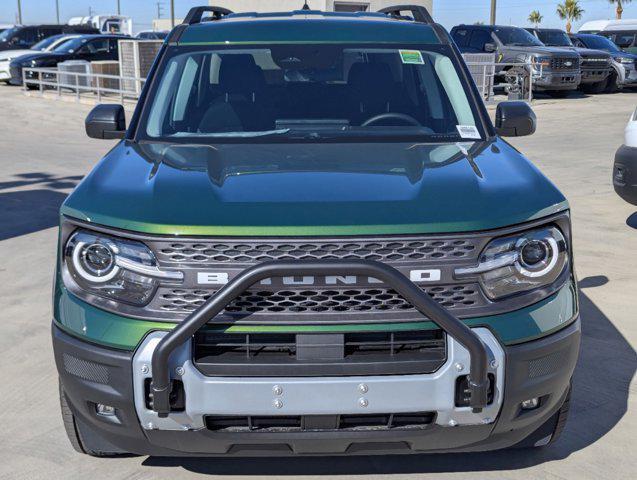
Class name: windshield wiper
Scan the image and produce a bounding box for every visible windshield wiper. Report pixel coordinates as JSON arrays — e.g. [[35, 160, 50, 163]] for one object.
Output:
[[172, 129, 291, 138]]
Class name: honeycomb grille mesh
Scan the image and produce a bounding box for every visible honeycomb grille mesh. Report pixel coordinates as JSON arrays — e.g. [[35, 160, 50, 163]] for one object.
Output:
[[63, 353, 109, 384], [154, 238, 478, 264], [156, 285, 483, 315]]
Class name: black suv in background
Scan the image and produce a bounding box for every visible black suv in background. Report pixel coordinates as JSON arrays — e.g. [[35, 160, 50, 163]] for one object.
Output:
[[0, 24, 98, 51], [451, 24, 581, 96], [9, 34, 124, 85], [527, 28, 611, 93], [571, 33, 637, 89]]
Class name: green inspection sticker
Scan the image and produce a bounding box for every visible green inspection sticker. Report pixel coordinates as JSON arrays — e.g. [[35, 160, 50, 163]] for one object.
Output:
[[399, 49, 424, 65]]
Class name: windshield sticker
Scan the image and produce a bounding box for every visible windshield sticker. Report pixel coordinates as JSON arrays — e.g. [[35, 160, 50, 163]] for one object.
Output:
[[456, 125, 481, 139], [399, 50, 425, 65]]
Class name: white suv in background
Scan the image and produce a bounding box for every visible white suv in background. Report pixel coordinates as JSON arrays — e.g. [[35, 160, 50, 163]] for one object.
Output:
[[0, 34, 79, 83]]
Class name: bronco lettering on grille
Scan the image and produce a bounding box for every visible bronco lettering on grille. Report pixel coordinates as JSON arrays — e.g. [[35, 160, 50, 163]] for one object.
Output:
[[196, 270, 442, 286]]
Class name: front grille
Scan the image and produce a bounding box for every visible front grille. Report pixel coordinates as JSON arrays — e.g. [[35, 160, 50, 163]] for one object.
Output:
[[550, 57, 579, 70], [193, 329, 446, 376], [156, 284, 484, 315], [205, 413, 435, 432], [155, 238, 479, 264]]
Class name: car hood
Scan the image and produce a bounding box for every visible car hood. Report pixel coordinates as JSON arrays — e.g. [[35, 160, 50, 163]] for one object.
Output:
[[504, 45, 580, 57], [11, 51, 67, 65], [0, 49, 33, 62], [62, 139, 568, 236]]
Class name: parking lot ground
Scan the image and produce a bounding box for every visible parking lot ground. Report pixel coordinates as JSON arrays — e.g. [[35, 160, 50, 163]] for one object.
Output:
[[0, 84, 635, 480]]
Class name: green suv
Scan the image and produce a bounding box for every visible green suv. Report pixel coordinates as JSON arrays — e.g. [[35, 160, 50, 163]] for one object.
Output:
[[53, 5, 580, 457]]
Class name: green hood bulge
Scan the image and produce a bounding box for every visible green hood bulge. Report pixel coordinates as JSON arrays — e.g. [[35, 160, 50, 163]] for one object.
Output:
[[62, 139, 568, 236]]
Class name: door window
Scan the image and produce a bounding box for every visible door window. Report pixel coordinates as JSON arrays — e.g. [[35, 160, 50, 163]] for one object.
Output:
[[469, 30, 493, 52]]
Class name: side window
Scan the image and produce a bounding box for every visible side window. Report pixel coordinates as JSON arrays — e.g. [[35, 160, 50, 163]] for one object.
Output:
[[469, 30, 493, 51], [613, 33, 636, 48], [16, 28, 37, 46], [451, 29, 470, 48], [83, 39, 109, 54], [571, 37, 585, 48], [38, 27, 62, 40]]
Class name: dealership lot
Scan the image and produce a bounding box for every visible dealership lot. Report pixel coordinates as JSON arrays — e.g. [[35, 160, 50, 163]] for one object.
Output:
[[0, 84, 635, 479]]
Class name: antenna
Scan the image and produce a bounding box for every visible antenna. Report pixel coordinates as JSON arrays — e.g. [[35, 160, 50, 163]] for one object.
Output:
[[302, 2, 310, 10]]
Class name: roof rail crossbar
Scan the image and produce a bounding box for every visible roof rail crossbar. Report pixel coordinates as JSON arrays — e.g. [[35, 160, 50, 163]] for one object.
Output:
[[183, 6, 233, 25], [378, 4, 434, 24]]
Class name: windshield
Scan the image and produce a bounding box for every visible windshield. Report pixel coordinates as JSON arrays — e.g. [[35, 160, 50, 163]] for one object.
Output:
[[0, 27, 18, 42], [536, 30, 572, 47], [143, 45, 482, 143], [31, 34, 65, 51], [494, 27, 544, 47], [580, 35, 620, 52], [53, 36, 88, 53]]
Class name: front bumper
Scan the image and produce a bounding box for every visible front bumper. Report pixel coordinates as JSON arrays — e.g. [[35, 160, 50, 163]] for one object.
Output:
[[614, 145, 637, 205], [534, 70, 581, 91], [0, 61, 10, 81], [579, 67, 611, 85], [54, 317, 580, 456]]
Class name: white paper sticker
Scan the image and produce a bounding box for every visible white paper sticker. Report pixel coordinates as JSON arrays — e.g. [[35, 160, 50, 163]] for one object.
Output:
[[456, 125, 481, 139]]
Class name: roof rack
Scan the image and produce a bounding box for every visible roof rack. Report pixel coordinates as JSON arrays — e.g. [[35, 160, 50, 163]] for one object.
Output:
[[378, 4, 434, 24], [183, 6, 233, 25]]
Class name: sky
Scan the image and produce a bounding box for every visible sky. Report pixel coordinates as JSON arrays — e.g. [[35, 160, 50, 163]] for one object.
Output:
[[1, 0, 637, 32]]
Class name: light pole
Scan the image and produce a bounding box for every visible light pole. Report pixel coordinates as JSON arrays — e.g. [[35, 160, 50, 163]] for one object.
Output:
[[170, 0, 175, 28], [56, 0, 60, 23], [17, 0, 23, 24], [490, 0, 497, 25], [117, 0, 121, 15]]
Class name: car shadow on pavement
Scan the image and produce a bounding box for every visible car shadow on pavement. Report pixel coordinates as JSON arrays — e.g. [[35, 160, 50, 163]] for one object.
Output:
[[142, 277, 635, 475], [0, 173, 83, 241]]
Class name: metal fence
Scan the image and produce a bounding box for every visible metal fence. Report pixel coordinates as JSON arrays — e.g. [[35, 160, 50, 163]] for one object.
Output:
[[22, 67, 146, 104], [462, 57, 539, 103]]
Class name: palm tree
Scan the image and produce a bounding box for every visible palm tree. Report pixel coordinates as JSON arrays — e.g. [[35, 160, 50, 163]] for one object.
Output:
[[608, 0, 632, 19], [556, 0, 585, 33], [528, 10, 544, 27]]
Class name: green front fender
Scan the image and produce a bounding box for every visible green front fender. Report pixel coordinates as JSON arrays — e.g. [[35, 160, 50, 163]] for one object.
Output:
[[53, 280, 578, 351]]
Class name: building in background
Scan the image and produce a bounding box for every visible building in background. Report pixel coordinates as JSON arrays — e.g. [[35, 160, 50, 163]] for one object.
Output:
[[208, 1, 433, 14], [153, 1, 433, 31]]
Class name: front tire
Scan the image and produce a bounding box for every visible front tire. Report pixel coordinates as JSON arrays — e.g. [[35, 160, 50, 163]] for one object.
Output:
[[605, 71, 620, 93], [59, 381, 130, 457]]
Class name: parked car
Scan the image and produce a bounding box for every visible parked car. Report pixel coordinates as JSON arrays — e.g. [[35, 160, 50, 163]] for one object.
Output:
[[527, 28, 611, 94], [53, 5, 580, 457], [451, 24, 581, 96], [0, 34, 81, 83], [0, 24, 98, 52], [136, 30, 169, 40], [570, 33, 637, 91], [0, 24, 15, 34], [613, 108, 637, 205], [9, 34, 123, 86]]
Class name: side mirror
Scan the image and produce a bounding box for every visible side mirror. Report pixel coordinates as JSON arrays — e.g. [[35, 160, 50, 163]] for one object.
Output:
[[495, 101, 537, 137], [85, 104, 126, 140], [484, 42, 497, 53]]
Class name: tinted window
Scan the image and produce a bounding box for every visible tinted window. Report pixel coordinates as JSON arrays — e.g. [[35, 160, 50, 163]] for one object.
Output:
[[493, 27, 543, 47], [469, 30, 493, 51], [143, 45, 481, 142], [80, 38, 109, 54], [451, 29, 470, 47], [31, 33, 65, 51], [577, 34, 620, 52], [611, 32, 637, 48], [535, 30, 572, 47], [15, 28, 38, 46], [38, 27, 63, 39]]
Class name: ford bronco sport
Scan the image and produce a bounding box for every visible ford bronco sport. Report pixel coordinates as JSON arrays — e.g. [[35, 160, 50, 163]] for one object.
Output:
[[53, 5, 580, 457]]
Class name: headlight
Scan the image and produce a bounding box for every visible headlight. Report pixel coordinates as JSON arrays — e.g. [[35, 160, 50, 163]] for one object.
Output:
[[530, 55, 551, 68], [617, 57, 634, 64], [455, 226, 568, 300], [64, 230, 183, 306]]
